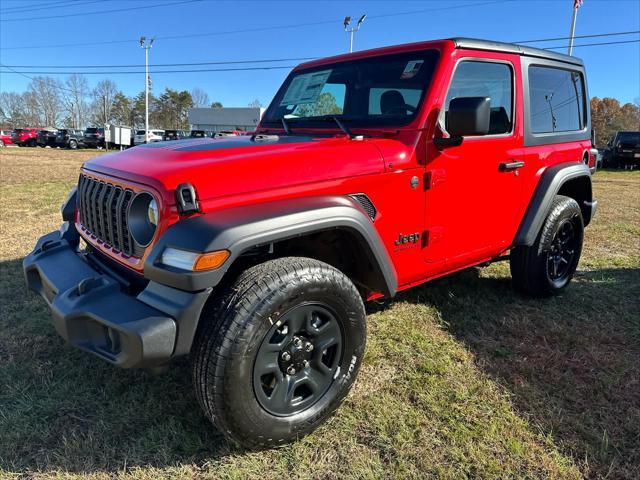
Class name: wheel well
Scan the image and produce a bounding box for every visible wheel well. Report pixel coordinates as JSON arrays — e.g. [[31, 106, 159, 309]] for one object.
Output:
[[233, 228, 387, 298], [557, 175, 592, 225]]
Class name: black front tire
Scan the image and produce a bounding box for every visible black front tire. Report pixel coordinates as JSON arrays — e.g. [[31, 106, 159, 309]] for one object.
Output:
[[192, 257, 366, 448], [510, 195, 584, 297]]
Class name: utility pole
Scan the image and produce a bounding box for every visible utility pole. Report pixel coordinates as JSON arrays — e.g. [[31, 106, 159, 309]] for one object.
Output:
[[343, 15, 366, 53], [103, 95, 108, 151], [140, 36, 154, 143]]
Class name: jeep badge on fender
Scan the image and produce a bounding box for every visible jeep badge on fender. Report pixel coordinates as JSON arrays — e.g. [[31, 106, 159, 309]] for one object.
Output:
[[23, 37, 597, 449]]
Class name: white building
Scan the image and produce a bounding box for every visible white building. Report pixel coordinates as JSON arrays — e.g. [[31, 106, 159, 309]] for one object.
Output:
[[188, 107, 265, 132]]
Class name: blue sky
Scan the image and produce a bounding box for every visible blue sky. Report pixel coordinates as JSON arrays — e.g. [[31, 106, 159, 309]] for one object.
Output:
[[1, 0, 639, 106]]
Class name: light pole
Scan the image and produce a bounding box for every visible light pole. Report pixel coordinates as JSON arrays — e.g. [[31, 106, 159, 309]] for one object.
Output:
[[343, 15, 366, 53], [140, 36, 154, 143]]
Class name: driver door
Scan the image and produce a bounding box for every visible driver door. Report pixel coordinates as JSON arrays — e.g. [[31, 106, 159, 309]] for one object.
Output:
[[424, 54, 523, 269]]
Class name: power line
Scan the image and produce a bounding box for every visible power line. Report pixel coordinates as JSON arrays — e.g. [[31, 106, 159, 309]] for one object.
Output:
[[514, 29, 640, 44], [3, 38, 639, 76], [0, 0, 103, 15], [0, 0, 511, 48], [1, 34, 638, 74], [2, 57, 316, 69], [0, 63, 83, 95], [0, 0, 204, 22], [544, 39, 640, 50], [0, 64, 297, 75]]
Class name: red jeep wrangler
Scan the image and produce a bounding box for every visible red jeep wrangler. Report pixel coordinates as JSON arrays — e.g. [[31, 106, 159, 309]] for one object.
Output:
[[24, 38, 597, 448]]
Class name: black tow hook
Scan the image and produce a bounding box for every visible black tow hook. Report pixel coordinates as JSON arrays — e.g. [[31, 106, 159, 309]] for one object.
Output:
[[40, 239, 60, 252], [77, 277, 102, 296]]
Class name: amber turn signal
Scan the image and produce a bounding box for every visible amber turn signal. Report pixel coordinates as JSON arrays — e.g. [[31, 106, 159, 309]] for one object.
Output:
[[193, 250, 230, 271]]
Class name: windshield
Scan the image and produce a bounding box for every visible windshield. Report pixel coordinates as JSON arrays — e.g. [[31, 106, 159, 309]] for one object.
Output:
[[263, 50, 439, 128]]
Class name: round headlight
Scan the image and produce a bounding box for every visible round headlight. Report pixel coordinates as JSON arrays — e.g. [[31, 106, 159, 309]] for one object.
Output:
[[148, 198, 158, 226], [128, 192, 157, 247]]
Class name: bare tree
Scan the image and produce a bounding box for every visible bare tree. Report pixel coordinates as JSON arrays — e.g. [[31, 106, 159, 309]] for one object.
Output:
[[0, 92, 26, 127], [191, 88, 210, 108], [63, 74, 90, 128], [248, 98, 263, 108], [91, 79, 118, 126], [22, 91, 41, 126], [28, 76, 63, 127]]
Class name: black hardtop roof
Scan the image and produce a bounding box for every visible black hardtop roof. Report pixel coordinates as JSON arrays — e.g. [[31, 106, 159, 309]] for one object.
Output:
[[451, 37, 584, 66]]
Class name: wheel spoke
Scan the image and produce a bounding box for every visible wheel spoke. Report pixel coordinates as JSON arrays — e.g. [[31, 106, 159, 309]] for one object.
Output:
[[298, 370, 322, 393], [284, 308, 306, 333], [310, 319, 341, 348], [268, 375, 294, 409], [254, 350, 281, 376]]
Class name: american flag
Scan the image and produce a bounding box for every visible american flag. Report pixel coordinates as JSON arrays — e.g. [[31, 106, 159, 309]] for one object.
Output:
[[574, 0, 583, 9]]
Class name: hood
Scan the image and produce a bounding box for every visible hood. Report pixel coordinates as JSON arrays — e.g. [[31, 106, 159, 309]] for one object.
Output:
[[83, 134, 387, 206]]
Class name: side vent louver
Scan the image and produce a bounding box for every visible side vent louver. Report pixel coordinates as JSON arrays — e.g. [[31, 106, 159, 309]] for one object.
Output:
[[349, 193, 377, 220]]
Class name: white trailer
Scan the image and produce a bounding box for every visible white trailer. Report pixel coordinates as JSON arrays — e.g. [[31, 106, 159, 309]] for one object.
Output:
[[105, 125, 133, 149]]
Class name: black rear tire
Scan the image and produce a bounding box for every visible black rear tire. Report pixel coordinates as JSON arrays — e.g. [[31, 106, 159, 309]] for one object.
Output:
[[510, 195, 584, 297], [192, 257, 366, 448]]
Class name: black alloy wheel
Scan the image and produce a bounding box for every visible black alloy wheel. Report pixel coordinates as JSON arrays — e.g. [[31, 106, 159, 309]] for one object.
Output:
[[253, 302, 343, 416], [546, 218, 578, 285]]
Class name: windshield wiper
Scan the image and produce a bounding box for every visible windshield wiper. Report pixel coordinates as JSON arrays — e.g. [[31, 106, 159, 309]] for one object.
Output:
[[281, 118, 291, 135], [331, 116, 354, 138]]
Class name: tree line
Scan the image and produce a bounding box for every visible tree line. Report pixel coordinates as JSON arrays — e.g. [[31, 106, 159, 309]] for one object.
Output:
[[0, 75, 256, 130], [590, 97, 640, 147]]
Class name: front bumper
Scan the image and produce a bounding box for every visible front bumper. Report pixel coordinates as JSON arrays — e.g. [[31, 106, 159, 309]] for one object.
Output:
[[23, 226, 211, 368]]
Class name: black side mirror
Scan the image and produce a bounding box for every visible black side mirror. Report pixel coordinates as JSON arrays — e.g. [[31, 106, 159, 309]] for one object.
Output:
[[434, 96, 491, 149], [447, 96, 491, 137]]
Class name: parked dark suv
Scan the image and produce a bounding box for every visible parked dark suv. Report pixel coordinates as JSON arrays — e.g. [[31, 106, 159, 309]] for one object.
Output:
[[189, 129, 212, 138], [163, 129, 188, 141], [84, 127, 105, 148], [56, 129, 85, 149], [36, 129, 58, 147], [603, 131, 640, 168]]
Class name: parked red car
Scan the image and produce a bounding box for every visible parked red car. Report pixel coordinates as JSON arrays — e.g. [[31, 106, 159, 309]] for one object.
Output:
[[0, 130, 13, 147], [25, 37, 597, 448], [12, 128, 41, 147]]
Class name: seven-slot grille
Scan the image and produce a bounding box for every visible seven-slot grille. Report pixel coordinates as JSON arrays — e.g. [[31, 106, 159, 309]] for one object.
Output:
[[77, 174, 136, 256]]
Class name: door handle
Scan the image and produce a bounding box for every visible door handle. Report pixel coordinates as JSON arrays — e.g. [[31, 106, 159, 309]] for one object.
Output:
[[499, 160, 525, 171]]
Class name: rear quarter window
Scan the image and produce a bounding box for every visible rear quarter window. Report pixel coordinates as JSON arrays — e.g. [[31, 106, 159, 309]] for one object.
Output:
[[528, 66, 586, 133]]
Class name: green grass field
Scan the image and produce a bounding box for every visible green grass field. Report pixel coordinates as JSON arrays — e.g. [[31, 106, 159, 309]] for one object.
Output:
[[1, 148, 638, 479]]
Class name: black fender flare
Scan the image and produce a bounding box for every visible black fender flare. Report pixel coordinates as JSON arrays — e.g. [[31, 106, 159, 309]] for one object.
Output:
[[144, 195, 398, 296], [514, 162, 595, 246]]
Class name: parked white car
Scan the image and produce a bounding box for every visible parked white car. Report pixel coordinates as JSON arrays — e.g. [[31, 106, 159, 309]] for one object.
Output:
[[134, 129, 165, 145]]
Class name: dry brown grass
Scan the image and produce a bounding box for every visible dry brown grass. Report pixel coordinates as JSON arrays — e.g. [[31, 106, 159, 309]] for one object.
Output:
[[0, 147, 638, 479]]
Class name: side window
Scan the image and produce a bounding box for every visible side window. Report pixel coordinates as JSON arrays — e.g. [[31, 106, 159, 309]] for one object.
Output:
[[445, 60, 513, 135], [529, 66, 585, 133]]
